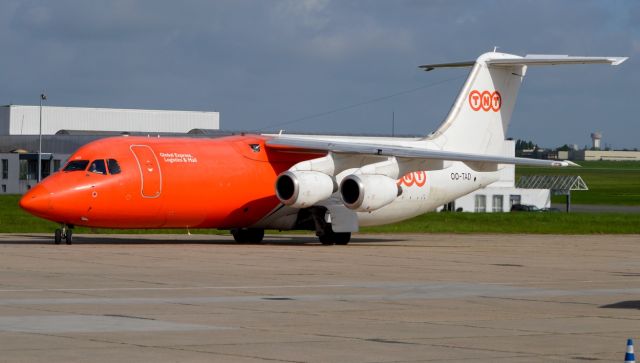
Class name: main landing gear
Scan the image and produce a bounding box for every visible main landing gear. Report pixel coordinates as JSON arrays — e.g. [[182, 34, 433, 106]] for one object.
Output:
[[231, 228, 265, 244], [307, 208, 350, 245], [317, 228, 351, 246], [54, 224, 73, 245]]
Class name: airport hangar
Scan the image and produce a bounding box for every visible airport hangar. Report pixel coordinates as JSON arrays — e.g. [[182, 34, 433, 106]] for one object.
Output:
[[0, 104, 549, 211], [0, 105, 220, 194]]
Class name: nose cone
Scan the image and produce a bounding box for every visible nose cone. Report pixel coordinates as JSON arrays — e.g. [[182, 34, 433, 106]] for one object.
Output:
[[20, 184, 53, 217]]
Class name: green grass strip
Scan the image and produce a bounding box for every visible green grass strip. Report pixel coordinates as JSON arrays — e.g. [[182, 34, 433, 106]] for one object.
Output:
[[361, 212, 640, 234], [2, 195, 638, 235]]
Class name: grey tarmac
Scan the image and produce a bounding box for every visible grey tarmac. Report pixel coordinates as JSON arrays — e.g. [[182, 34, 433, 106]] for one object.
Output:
[[0, 233, 638, 362]]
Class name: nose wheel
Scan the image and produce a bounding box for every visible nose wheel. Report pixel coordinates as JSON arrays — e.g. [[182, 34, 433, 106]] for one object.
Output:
[[54, 225, 73, 245]]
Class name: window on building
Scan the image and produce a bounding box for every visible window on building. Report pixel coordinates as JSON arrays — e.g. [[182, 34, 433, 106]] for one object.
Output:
[[474, 194, 486, 213], [492, 195, 504, 212], [19, 159, 38, 180], [42, 160, 51, 179], [19, 159, 28, 180], [2, 159, 7, 179], [509, 194, 521, 208], [1, 184, 6, 193], [53, 159, 61, 172]]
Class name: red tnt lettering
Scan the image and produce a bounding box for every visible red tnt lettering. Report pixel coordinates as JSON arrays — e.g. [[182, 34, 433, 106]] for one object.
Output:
[[469, 90, 502, 112], [469, 90, 482, 111], [481, 91, 492, 111], [491, 91, 502, 112]]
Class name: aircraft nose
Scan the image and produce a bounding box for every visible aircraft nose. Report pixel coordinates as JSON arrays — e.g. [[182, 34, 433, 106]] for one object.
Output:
[[19, 184, 53, 215]]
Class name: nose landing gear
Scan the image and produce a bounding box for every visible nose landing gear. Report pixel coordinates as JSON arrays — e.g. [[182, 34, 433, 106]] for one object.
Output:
[[54, 225, 73, 245]]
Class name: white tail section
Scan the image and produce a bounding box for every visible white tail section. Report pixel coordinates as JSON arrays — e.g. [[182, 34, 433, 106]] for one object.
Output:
[[423, 52, 627, 155]]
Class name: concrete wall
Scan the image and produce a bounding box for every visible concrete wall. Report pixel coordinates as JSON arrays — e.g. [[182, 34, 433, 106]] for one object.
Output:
[[558, 150, 569, 160]]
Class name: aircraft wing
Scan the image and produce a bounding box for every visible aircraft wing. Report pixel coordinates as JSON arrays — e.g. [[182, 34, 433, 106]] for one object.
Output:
[[266, 136, 578, 167]]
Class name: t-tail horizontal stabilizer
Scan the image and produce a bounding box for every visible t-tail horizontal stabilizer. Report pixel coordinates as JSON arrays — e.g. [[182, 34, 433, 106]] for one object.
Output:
[[420, 54, 627, 71]]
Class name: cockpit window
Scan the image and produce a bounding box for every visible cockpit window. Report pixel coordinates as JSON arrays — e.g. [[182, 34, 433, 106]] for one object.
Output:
[[63, 160, 89, 172], [107, 159, 121, 174], [89, 160, 107, 174]]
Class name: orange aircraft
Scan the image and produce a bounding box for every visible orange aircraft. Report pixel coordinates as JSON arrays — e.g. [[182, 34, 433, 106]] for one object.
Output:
[[19, 52, 626, 245]]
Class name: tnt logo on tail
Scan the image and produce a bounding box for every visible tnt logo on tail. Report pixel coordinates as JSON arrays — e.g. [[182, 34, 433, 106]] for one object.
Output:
[[469, 90, 501, 112]]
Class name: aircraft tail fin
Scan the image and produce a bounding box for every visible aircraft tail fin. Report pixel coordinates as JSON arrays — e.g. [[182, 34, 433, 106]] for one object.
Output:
[[422, 53, 627, 155]]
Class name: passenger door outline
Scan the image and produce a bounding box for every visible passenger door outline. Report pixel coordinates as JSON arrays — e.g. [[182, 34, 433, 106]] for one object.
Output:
[[130, 145, 162, 198]]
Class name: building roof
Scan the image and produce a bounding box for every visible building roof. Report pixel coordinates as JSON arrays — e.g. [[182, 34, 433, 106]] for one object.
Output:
[[1, 105, 219, 135], [516, 175, 588, 195]]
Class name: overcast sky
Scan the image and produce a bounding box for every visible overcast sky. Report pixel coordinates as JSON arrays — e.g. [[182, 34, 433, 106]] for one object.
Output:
[[0, 0, 638, 148]]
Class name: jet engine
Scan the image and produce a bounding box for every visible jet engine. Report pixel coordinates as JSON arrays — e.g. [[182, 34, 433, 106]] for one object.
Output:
[[340, 174, 402, 212], [275, 170, 336, 208]]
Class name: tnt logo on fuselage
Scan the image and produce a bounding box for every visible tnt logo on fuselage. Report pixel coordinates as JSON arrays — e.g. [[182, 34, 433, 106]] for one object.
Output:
[[397, 171, 426, 188], [469, 90, 501, 112]]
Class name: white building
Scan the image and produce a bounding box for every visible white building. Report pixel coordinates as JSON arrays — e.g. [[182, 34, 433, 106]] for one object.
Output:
[[439, 140, 551, 212], [0, 105, 219, 135], [571, 149, 640, 161]]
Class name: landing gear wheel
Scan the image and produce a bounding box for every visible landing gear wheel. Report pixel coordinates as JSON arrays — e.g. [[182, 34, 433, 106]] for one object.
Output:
[[318, 234, 334, 246], [231, 228, 264, 244], [317, 231, 351, 246], [65, 229, 73, 245], [54, 224, 73, 245], [54, 229, 62, 245], [309, 209, 352, 246], [334, 232, 351, 245]]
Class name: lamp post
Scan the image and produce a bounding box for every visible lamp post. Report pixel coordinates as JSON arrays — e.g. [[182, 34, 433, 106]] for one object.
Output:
[[38, 92, 47, 183]]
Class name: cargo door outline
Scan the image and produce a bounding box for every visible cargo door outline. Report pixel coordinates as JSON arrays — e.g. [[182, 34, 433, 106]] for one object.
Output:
[[130, 145, 162, 198]]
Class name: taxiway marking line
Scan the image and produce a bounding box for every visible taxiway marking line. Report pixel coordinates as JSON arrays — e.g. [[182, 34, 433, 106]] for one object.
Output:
[[0, 284, 349, 293]]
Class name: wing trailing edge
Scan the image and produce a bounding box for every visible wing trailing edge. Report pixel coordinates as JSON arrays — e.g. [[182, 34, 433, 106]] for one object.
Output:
[[266, 137, 578, 167]]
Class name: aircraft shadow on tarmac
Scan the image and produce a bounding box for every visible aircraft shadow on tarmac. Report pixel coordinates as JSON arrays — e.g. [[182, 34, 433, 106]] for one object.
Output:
[[1, 234, 405, 245], [600, 300, 640, 310]]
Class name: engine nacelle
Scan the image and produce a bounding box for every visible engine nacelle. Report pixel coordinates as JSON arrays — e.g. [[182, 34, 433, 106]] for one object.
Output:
[[340, 174, 401, 212], [275, 170, 336, 208]]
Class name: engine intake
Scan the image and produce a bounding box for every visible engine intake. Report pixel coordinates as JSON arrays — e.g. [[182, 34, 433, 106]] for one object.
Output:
[[340, 174, 401, 212], [275, 171, 336, 208]]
